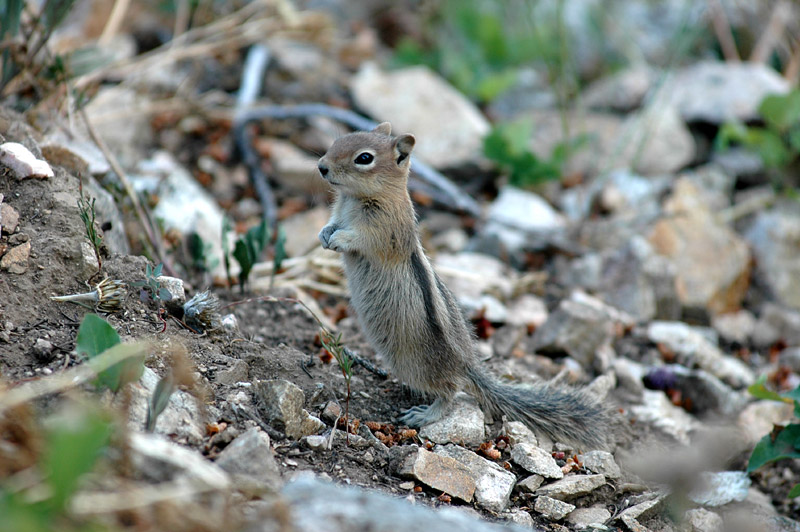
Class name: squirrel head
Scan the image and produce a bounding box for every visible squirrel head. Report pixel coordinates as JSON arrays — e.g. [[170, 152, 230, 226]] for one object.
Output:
[[318, 122, 416, 197]]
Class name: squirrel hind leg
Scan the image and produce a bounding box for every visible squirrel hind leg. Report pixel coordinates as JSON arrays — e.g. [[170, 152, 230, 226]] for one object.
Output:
[[399, 397, 450, 427]]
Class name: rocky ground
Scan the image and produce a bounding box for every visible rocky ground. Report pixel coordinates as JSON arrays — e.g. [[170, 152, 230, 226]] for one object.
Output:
[[2, 1, 800, 531]]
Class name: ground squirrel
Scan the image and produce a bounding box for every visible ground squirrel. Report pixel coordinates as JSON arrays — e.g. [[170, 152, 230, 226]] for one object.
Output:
[[317, 122, 610, 449]]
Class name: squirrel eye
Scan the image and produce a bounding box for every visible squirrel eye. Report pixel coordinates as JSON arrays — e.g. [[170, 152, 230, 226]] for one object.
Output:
[[354, 152, 374, 165]]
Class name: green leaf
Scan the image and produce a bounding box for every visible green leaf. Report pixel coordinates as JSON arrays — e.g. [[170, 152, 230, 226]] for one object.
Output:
[[759, 91, 800, 132], [158, 287, 172, 302], [781, 384, 800, 403], [747, 423, 800, 472], [273, 225, 287, 272], [788, 483, 800, 498], [748, 375, 790, 402], [42, 403, 113, 511], [753, 129, 792, 168], [788, 127, 800, 154], [153, 263, 163, 277], [146, 373, 176, 432], [89, 342, 146, 393], [75, 314, 120, 360], [233, 219, 270, 293]]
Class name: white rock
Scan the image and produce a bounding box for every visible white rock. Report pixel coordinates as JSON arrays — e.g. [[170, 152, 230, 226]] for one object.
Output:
[[419, 394, 486, 447], [630, 390, 698, 445], [82, 85, 152, 168], [0, 142, 54, 178], [580, 451, 622, 479], [516, 474, 545, 493], [215, 427, 281, 489], [535, 474, 606, 500], [506, 295, 548, 329], [568, 505, 613, 529], [503, 420, 538, 447], [434, 252, 514, 301], [502, 509, 535, 528], [711, 310, 757, 345], [688, 471, 750, 507], [647, 321, 754, 388], [662, 61, 790, 123], [281, 206, 330, 257], [129, 431, 230, 488], [351, 64, 490, 169], [683, 508, 724, 532], [434, 444, 516, 512], [255, 379, 325, 439], [511, 443, 563, 479], [156, 275, 186, 307]]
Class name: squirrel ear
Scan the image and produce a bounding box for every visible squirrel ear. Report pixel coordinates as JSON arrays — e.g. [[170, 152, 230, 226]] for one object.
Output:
[[394, 134, 415, 165], [372, 122, 392, 136]]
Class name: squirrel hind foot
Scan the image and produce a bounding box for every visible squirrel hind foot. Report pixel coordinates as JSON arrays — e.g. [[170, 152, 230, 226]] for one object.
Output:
[[399, 398, 449, 427]]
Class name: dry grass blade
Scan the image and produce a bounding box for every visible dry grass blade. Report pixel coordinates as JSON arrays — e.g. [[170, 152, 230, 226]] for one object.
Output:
[[707, 0, 740, 62], [750, 0, 792, 64]]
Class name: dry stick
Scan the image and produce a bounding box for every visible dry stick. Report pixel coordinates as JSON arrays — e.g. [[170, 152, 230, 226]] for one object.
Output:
[[79, 109, 175, 276], [172, 0, 191, 43], [786, 41, 800, 85], [751, 0, 793, 63], [98, 0, 131, 46], [707, 0, 740, 62], [233, 104, 482, 217], [222, 295, 387, 377]]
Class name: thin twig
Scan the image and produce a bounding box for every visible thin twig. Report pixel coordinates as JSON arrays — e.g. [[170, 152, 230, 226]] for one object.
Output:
[[172, 0, 191, 43], [786, 40, 800, 85], [233, 104, 482, 217], [707, 0, 740, 62], [79, 108, 175, 276], [344, 347, 387, 378], [750, 0, 792, 63], [98, 0, 131, 45]]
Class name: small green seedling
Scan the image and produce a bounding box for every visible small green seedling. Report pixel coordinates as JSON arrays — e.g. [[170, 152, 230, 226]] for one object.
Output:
[[132, 263, 172, 304], [232, 219, 269, 294], [321, 330, 355, 444], [747, 375, 800, 498], [77, 182, 103, 272]]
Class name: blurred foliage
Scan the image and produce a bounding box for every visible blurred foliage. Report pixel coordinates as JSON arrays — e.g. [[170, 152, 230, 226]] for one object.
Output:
[[0, 401, 115, 532], [484, 119, 590, 187], [716, 89, 800, 171], [747, 375, 800, 498], [392, 0, 569, 103]]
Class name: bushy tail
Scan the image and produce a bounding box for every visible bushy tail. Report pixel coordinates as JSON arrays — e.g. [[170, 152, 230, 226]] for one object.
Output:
[[467, 367, 611, 449]]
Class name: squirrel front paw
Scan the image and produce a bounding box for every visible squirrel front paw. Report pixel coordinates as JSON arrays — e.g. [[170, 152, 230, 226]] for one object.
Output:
[[318, 224, 337, 249]]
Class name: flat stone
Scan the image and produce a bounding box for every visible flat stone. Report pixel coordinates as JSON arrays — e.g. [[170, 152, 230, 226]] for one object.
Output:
[[82, 86, 152, 169], [630, 390, 697, 445], [711, 310, 756, 345], [684, 508, 724, 532], [0, 203, 20, 234], [419, 394, 486, 447], [0, 241, 30, 274], [0, 142, 54, 179], [502, 509, 535, 528], [396, 446, 476, 502], [535, 474, 606, 501], [568, 506, 613, 528], [281, 206, 331, 257], [503, 420, 538, 447], [351, 64, 490, 169], [648, 178, 751, 314], [580, 451, 622, 480], [434, 252, 514, 301], [129, 431, 230, 488], [516, 474, 545, 493], [255, 379, 324, 439], [510, 443, 563, 479], [262, 139, 328, 195], [215, 427, 281, 490], [435, 444, 516, 512], [214, 358, 249, 385], [662, 61, 790, 123], [534, 495, 575, 521], [647, 321, 754, 388], [617, 496, 664, 522], [506, 295, 548, 329], [584, 66, 655, 112], [688, 471, 750, 507]]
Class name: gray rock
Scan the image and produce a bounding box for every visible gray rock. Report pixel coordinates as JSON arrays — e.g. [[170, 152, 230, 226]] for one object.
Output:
[[303, 434, 329, 451], [156, 275, 186, 310], [131, 151, 230, 279], [753, 304, 800, 348], [127, 367, 208, 445], [711, 310, 756, 345], [583, 66, 655, 112], [560, 169, 669, 223], [568, 505, 613, 529], [511, 442, 563, 479], [688, 471, 750, 507], [214, 357, 249, 385], [460, 294, 508, 324], [662, 61, 790, 123], [261, 139, 328, 195], [612, 357, 646, 398], [617, 496, 665, 522], [502, 509, 535, 528], [395, 445, 476, 502], [506, 295, 549, 329], [281, 206, 331, 257], [215, 427, 281, 490], [647, 321, 754, 388], [255, 379, 324, 439], [351, 64, 490, 169], [535, 474, 606, 501], [780, 348, 800, 374], [648, 178, 751, 315], [516, 474, 545, 493], [745, 208, 800, 309], [129, 431, 230, 488], [434, 252, 514, 301], [82, 86, 153, 169], [271, 474, 530, 532], [580, 451, 621, 480], [40, 132, 111, 176], [503, 420, 538, 447], [534, 495, 575, 521], [32, 338, 55, 361], [435, 444, 516, 512], [531, 297, 616, 368], [683, 508, 724, 532], [737, 400, 795, 446], [419, 394, 486, 446]]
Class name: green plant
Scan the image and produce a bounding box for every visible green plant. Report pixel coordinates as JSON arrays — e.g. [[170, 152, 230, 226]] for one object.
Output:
[[187, 232, 219, 274], [77, 183, 103, 272], [0, 401, 114, 532], [716, 89, 800, 170], [75, 313, 145, 393], [484, 119, 590, 187], [747, 376, 800, 498], [231, 219, 286, 294], [321, 330, 354, 444], [132, 263, 172, 304]]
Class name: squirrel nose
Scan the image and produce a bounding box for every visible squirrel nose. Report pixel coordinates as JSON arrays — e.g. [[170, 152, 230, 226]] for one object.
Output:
[[318, 164, 329, 176]]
